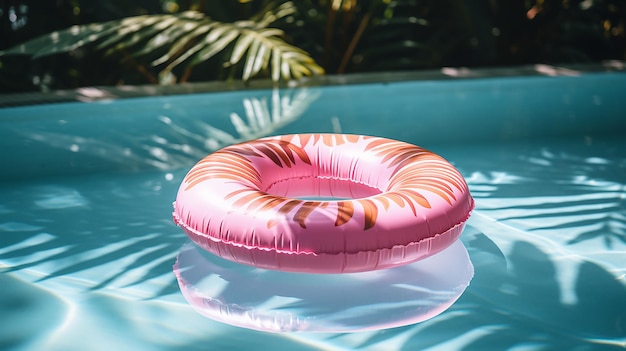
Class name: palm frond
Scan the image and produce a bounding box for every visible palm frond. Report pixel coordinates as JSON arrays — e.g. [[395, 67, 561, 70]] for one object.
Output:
[[0, 2, 323, 83]]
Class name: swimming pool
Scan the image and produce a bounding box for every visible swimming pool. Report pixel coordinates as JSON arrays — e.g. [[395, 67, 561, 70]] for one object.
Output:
[[1, 66, 625, 350]]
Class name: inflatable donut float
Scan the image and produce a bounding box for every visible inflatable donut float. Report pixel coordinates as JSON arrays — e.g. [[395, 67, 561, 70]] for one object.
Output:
[[173, 134, 474, 273]]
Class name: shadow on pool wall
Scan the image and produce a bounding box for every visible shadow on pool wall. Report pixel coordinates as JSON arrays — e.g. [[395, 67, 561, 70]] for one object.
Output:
[[0, 65, 625, 181], [0, 67, 625, 350]]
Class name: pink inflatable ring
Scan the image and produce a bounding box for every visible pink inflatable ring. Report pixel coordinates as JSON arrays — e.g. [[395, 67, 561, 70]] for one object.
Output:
[[173, 134, 474, 273]]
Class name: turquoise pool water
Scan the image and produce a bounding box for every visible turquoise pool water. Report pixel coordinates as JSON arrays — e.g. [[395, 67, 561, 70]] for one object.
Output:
[[1, 71, 625, 350]]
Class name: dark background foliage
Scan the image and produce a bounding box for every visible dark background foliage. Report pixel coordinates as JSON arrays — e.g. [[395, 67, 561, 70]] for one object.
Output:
[[0, 0, 624, 93]]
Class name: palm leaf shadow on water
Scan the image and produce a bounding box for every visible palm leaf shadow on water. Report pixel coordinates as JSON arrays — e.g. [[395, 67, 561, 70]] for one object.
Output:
[[0, 89, 319, 299], [462, 141, 626, 349], [474, 144, 626, 249], [0, 173, 190, 298]]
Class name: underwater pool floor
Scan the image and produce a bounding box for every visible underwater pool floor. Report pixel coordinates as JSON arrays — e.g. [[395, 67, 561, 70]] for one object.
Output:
[[1, 135, 624, 350]]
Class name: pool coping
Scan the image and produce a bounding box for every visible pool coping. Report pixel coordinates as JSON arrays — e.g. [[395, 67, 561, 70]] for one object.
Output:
[[0, 61, 624, 107]]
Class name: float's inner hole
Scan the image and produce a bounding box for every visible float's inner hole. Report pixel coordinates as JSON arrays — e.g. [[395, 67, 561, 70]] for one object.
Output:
[[263, 176, 382, 201]]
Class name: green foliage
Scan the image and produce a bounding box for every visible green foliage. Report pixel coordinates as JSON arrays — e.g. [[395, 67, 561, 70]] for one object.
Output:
[[0, 0, 624, 92], [1, 1, 324, 85]]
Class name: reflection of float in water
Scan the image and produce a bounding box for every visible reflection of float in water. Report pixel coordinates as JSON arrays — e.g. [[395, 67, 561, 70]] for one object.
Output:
[[173, 240, 474, 332]]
